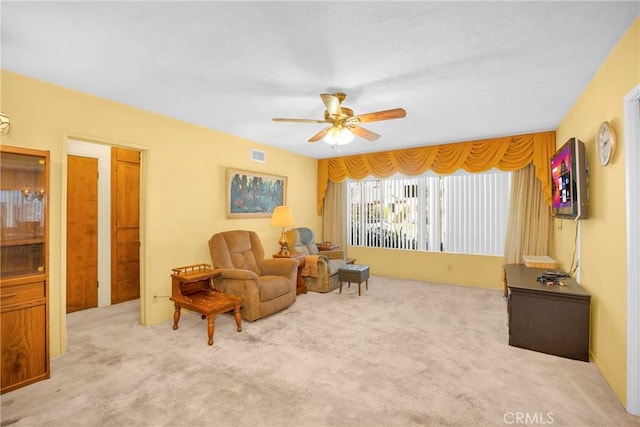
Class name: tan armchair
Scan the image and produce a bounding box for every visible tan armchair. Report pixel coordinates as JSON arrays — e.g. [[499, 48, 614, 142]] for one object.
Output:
[[286, 227, 347, 293], [208, 230, 298, 321]]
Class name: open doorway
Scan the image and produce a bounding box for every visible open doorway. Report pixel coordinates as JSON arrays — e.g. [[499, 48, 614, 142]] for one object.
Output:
[[66, 140, 141, 310], [67, 141, 112, 308], [624, 85, 640, 415]]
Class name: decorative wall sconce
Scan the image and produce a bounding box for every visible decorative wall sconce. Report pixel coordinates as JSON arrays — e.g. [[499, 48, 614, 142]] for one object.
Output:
[[0, 113, 10, 134], [22, 188, 45, 201]]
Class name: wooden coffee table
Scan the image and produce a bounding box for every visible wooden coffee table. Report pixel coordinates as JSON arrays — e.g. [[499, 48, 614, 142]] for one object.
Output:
[[338, 264, 370, 296], [170, 264, 242, 346]]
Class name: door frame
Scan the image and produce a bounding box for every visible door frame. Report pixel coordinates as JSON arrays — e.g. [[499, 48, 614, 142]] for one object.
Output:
[[624, 83, 640, 415], [61, 135, 147, 355]]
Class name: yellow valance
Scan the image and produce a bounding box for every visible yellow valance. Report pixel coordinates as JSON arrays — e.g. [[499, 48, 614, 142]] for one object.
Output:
[[317, 131, 556, 214]]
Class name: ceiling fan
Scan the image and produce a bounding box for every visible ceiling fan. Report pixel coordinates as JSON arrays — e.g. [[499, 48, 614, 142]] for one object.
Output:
[[273, 92, 406, 144]]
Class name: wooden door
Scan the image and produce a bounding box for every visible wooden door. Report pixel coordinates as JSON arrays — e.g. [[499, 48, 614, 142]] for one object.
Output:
[[111, 147, 140, 304], [66, 155, 98, 313]]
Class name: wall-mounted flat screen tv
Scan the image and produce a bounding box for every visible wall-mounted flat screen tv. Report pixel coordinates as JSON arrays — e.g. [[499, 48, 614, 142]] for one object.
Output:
[[550, 137, 589, 220]]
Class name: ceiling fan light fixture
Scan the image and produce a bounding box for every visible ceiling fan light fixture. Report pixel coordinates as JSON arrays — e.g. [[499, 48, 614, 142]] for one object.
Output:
[[323, 126, 354, 145], [273, 92, 405, 145]]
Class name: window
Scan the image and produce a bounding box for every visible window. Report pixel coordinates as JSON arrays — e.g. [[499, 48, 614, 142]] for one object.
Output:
[[347, 170, 511, 256]]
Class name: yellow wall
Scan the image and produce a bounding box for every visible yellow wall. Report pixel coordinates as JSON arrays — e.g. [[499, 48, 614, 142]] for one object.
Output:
[[0, 70, 322, 357], [552, 18, 640, 405], [348, 247, 504, 289]]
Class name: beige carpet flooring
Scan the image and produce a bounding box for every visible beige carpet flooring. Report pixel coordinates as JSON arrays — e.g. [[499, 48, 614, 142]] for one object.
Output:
[[1, 276, 638, 427]]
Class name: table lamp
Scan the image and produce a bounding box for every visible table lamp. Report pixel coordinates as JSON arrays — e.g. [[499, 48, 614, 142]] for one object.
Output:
[[271, 205, 295, 256]]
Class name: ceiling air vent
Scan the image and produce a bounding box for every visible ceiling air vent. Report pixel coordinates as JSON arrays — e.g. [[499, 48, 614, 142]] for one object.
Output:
[[251, 148, 266, 163]]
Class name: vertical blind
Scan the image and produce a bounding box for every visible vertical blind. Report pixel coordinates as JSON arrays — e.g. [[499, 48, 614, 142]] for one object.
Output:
[[348, 170, 511, 256], [441, 172, 511, 255]]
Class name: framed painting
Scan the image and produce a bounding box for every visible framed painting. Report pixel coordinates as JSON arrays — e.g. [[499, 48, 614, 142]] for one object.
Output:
[[225, 168, 287, 218]]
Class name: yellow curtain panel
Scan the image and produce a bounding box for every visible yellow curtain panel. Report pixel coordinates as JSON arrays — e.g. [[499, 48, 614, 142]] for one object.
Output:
[[317, 131, 556, 214]]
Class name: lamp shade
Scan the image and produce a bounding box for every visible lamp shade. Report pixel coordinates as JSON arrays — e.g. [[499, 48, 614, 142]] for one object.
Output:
[[271, 206, 295, 227]]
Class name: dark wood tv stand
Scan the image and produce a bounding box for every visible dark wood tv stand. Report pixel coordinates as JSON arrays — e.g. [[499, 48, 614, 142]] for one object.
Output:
[[504, 264, 591, 361]]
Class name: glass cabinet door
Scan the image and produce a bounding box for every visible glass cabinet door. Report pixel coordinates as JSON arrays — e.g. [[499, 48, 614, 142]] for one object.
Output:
[[1, 150, 48, 278]]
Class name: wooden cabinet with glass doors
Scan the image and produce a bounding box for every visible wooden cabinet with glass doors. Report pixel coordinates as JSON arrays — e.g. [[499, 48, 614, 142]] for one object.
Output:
[[0, 145, 50, 394]]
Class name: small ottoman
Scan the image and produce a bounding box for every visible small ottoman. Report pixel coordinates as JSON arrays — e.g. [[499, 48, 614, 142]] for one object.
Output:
[[338, 264, 370, 296]]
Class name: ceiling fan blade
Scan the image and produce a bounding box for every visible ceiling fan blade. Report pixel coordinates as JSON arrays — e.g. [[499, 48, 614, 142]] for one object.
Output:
[[308, 127, 330, 143], [351, 108, 407, 123], [348, 125, 380, 141], [320, 93, 342, 116], [273, 117, 329, 124]]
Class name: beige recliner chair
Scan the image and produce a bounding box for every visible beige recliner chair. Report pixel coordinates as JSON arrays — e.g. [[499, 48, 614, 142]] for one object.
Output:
[[286, 227, 346, 293], [208, 230, 298, 321]]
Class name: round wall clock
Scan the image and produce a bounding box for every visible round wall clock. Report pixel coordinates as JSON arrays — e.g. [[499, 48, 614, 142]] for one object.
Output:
[[596, 121, 616, 166]]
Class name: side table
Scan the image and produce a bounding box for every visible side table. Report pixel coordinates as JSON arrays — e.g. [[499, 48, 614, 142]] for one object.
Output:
[[273, 253, 307, 295], [170, 264, 242, 346]]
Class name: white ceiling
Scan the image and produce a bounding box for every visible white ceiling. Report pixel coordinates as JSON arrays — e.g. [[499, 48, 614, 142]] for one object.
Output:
[[1, 1, 638, 159]]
